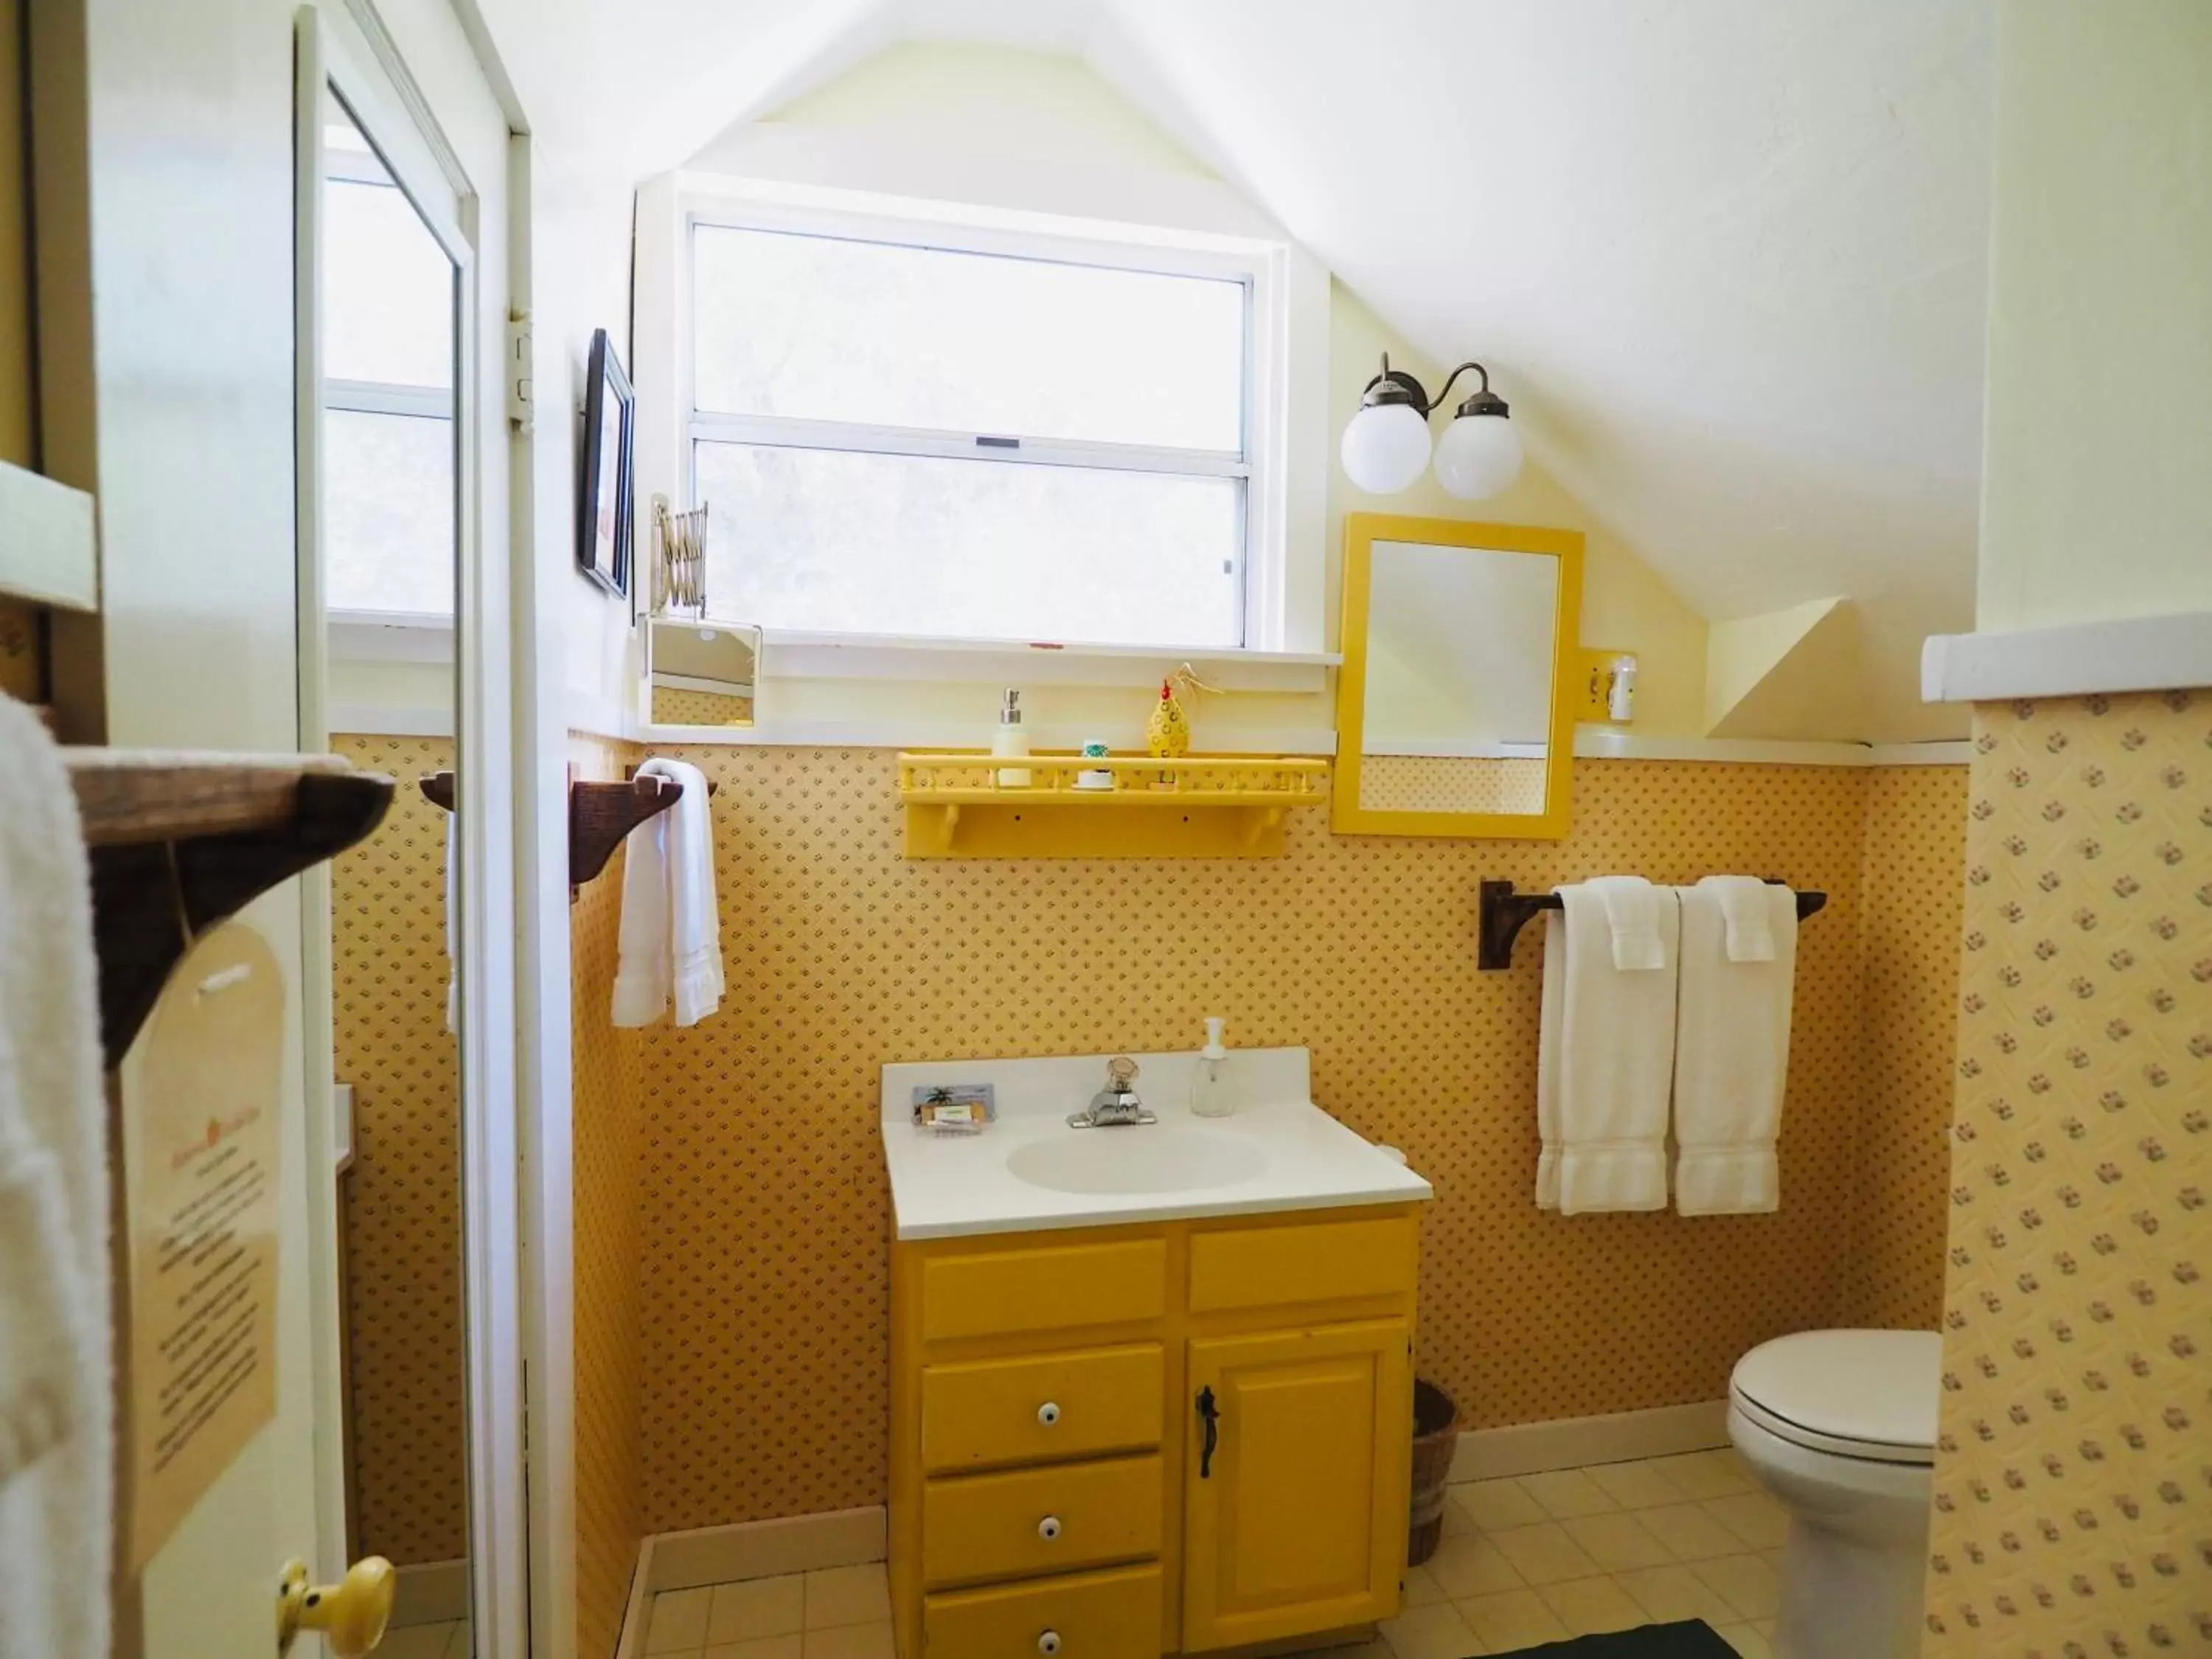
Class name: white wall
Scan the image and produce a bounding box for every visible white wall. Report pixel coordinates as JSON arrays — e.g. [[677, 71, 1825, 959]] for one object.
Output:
[[1977, 4, 2212, 632], [525, 142, 639, 729]]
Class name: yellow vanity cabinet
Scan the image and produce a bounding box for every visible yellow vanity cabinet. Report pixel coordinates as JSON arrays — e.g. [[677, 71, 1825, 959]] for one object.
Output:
[[1181, 1322, 1411, 1652], [888, 1206, 1419, 1659]]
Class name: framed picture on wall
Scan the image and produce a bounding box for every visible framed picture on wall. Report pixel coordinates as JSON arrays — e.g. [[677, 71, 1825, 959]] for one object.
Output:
[[577, 327, 633, 599]]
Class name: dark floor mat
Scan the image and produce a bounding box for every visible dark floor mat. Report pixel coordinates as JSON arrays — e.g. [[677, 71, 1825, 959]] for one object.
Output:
[[1482, 1619, 1740, 1658]]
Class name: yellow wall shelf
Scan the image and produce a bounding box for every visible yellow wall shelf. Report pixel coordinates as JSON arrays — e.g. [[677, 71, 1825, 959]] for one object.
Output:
[[897, 752, 1329, 858]]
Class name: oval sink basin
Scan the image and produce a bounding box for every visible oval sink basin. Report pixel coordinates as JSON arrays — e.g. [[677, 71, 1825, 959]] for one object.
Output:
[[1006, 1128, 1267, 1196]]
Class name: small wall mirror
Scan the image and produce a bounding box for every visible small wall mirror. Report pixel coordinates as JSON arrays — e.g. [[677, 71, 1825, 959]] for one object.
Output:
[[647, 616, 760, 726], [1335, 513, 1583, 839]]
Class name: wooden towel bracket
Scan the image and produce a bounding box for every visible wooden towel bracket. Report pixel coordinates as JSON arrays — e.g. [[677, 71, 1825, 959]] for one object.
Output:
[[66, 750, 396, 1066], [421, 768, 718, 900]]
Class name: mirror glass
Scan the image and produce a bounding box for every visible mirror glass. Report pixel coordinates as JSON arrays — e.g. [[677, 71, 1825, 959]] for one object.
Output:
[[319, 88, 473, 1653], [1357, 538, 1560, 816], [649, 615, 759, 727]]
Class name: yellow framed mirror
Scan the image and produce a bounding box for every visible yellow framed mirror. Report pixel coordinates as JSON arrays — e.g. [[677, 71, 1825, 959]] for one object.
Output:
[[1334, 513, 1583, 839]]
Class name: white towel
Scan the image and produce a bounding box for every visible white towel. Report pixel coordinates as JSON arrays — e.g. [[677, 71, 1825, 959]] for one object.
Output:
[[1703, 874, 1777, 963], [0, 697, 111, 1659], [1671, 877, 1797, 1214], [1590, 874, 1667, 969], [1536, 880, 1680, 1214], [611, 759, 725, 1029], [443, 807, 461, 1035]]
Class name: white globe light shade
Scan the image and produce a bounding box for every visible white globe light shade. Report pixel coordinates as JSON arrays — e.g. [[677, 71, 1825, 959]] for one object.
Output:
[[1339, 402, 1433, 494], [1433, 411, 1523, 500]]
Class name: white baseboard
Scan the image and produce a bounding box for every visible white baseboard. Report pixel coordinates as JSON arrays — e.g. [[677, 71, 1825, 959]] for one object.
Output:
[[649, 1505, 888, 1595], [616, 1507, 888, 1657], [391, 1558, 471, 1628], [1449, 1401, 1731, 1484], [613, 1537, 655, 1659]]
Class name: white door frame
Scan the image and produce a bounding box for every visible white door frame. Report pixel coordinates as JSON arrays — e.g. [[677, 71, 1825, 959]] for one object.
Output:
[[293, 6, 526, 1656]]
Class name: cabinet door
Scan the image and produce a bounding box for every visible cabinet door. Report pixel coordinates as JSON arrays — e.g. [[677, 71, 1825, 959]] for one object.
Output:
[[1181, 1320, 1412, 1652]]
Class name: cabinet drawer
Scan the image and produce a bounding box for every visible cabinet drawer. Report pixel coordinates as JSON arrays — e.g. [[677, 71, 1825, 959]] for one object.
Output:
[[922, 1453, 1161, 1589], [922, 1345, 1164, 1474], [922, 1239, 1166, 1343], [923, 1562, 1162, 1659], [1188, 1215, 1416, 1315]]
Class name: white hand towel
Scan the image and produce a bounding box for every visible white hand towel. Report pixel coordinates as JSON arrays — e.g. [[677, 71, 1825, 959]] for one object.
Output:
[[1703, 874, 1777, 962], [1536, 880, 1680, 1214], [0, 696, 111, 1659], [611, 759, 725, 1029], [1589, 874, 1666, 970], [443, 807, 461, 1035], [1671, 877, 1796, 1214]]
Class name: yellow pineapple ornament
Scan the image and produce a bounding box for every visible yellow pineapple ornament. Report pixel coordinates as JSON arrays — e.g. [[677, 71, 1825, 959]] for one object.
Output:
[[1147, 666, 1210, 788]]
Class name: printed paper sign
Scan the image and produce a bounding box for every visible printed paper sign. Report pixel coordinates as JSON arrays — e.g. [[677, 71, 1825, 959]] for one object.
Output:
[[122, 922, 285, 1568]]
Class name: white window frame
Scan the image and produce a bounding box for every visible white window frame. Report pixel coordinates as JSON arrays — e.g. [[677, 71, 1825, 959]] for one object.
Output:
[[322, 143, 458, 634], [669, 185, 1320, 660]]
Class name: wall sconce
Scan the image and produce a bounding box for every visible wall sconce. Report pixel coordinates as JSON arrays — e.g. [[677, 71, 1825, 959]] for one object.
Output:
[[1340, 352, 1523, 500]]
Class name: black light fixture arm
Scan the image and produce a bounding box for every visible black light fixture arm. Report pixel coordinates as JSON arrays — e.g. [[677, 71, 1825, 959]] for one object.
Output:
[[1357, 352, 1509, 420]]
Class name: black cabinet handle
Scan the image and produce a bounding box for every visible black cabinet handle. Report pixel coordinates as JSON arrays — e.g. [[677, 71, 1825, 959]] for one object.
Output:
[[1196, 1385, 1220, 1479]]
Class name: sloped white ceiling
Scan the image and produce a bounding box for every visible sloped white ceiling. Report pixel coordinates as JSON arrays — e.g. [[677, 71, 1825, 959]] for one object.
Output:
[[477, 0, 1995, 740], [1095, 1, 1994, 742]]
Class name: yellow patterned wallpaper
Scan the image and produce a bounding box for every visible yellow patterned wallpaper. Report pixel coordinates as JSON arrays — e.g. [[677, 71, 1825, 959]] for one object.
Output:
[[652, 684, 754, 726], [1357, 754, 1549, 815], [1922, 692, 2211, 1656], [622, 748, 1969, 1534], [1851, 765, 1973, 1328], [329, 733, 466, 1566], [571, 733, 647, 1659]]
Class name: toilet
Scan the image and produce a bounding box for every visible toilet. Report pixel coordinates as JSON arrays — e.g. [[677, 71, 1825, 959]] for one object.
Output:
[[1727, 1329, 1942, 1659]]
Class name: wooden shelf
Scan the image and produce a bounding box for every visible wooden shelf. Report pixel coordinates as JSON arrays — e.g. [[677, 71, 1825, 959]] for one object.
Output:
[[63, 750, 396, 1065], [896, 752, 1328, 858]]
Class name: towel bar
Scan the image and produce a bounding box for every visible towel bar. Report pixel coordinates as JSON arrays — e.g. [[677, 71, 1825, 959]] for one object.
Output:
[[1478, 878, 1827, 970]]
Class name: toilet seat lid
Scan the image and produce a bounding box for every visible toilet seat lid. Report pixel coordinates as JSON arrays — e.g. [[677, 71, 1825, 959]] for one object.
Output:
[[1731, 1330, 1941, 1464]]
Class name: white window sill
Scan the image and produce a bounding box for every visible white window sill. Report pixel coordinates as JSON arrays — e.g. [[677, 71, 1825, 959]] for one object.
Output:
[[330, 609, 453, 664], [758, 629, 1337, 692]]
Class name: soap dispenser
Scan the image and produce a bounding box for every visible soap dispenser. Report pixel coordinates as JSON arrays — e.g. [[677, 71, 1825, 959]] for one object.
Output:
[[992, 686, 1032, 787], [1189, 1017, 1235, 1118]]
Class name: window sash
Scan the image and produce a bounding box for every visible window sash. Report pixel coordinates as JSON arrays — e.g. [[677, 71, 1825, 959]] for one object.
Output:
[[689, 437, 1251, 648], [678, 199, 1279, 651], [686, 411, 1248, 481], [327, 377, 452, 418]]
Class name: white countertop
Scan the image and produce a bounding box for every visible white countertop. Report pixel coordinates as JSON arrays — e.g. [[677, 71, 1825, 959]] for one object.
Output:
[[881, 1046, 1433, 1241]]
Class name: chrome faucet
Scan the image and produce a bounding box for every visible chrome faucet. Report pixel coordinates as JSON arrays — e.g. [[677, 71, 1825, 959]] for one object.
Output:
[[1068, 1055, 1157, 1129]]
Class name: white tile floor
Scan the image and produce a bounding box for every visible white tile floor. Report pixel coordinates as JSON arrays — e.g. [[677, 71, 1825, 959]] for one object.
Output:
[[639, 1449, 1787, 1659], [374, 1621, 471, 1659], [643, 1562, 894, 1659]]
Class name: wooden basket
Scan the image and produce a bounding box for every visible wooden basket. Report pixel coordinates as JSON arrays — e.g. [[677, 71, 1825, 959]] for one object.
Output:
[[1408, 1380, 1461, 1568]]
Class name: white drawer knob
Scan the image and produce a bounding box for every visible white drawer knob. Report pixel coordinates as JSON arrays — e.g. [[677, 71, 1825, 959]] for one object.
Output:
[[1037, 1515, 1062, 1541], [1037, 1633, 1061, 1655], [1037, 1402, 1060, 1426]]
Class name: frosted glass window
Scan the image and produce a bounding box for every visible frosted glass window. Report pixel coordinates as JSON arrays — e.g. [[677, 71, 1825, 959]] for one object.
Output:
[[695, 442, 1242, 647], [326, 178, 453, 390], [324, 409, 454, 615], [692, 225, 1245, 451], [687, 216, 1260, 646]]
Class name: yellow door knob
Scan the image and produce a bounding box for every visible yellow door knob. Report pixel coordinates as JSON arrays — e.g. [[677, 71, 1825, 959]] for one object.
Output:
[[276, 1556, 397, 1657]]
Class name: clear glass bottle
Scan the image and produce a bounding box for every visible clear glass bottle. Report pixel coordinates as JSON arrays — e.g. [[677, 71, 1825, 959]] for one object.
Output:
[[1189, 1016, 1235, 1118]]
